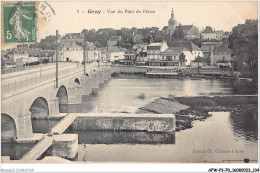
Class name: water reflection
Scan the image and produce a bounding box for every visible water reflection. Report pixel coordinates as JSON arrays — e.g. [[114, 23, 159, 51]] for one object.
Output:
[[1, 143, 35, 160], [73, 113, 257, 162], [229, 112, 258, 142]]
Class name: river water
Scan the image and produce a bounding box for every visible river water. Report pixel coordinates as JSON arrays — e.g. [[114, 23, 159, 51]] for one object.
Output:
[[2, 75, 258, 162], [81, 76, 256, 114], [70, 76, 258, 163]]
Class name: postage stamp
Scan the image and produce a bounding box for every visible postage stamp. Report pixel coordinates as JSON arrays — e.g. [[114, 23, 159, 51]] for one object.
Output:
[[3, 2, 37, 44]]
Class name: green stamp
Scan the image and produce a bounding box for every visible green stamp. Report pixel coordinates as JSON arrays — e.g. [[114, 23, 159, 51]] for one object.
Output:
[[3, 2, 37, 44]]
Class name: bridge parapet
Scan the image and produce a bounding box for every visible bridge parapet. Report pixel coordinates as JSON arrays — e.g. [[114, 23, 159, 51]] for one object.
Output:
[[1, 63, 112, 99]]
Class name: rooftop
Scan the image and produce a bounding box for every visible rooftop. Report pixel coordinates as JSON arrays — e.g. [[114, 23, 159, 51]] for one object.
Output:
[[167, 41, 201, 52], [202, 26, 214, 33], [108, 46, 127, 52], [214, 42, 232, 53], [162, 47, 181, 55]]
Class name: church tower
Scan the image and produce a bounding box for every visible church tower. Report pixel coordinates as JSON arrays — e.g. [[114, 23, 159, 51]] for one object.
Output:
[[167, 8, 177, 36]]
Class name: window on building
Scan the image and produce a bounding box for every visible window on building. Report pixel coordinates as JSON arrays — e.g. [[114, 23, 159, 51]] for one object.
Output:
[[166, 56, 172, 60]]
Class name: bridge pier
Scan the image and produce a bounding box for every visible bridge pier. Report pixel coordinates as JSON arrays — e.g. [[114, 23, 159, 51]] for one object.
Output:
[[91, 72, 100, 95], [81, 75, 93, 96], [104, 69, 111, 81], [66, 83, 83, 113], [17, 112, 33, 140], [108, 68, 113, 79], [49, 97, 60, 116]]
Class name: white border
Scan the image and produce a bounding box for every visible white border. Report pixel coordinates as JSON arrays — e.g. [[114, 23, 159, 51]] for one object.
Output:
[[1, 0, 259, 172]]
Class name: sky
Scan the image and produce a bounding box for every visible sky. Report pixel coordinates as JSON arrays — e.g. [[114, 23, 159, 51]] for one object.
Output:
[[1, 1, 258, 49], [37, 1, 258, 40]]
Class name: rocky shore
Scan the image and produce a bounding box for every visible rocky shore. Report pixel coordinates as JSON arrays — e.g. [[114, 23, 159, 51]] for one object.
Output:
[[136, 95, 258, 131]]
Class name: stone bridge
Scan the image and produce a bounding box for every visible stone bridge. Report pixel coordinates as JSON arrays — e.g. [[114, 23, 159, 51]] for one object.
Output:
[[1, 62, 113, 142]]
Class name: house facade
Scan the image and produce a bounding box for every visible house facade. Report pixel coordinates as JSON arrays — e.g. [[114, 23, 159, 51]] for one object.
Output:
[[201, 26, 225, 41], [212, 42, 233, 66], [147, 42, 168, 61], [120, 51, 136, 65], [58, 43, 84, 62], [108, 46, 127, 62], [136, 52, 148, 66], [8, 52, 29, 62], [167, 40, 204, 65], [85, 42, 101, 62]]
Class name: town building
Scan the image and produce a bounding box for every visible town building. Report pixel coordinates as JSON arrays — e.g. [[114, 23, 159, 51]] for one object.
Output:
[[85, 42, 101, 62], [58, 43, 84, 62], [7, 51, 29, 62], [162, 9, 199, 39], [108, 46, 127, 63], [215, 30, 224, 40], [100, 49, 109, 62], [158, 47, 181, 66], [201, 26, 225, 41], [167, 40, 204, 64], [201, 42, 222, 52], [120, 51, 136, 65], [60, 33, 84, 45], [162, 9, 177, 37], [147, 42, 168, 61], [212, 42, 233, 67], [16, 56, 38, 67], [136, 52, 148, 66], [201, 26, 216, 40]]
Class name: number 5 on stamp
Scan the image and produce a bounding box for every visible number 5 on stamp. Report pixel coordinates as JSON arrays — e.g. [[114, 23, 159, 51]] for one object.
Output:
[[3, 2, 37, 44]]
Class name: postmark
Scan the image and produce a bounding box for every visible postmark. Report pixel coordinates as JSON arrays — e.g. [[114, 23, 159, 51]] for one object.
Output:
[[36, 1, 55, 29], [3, 2, 37, 44]]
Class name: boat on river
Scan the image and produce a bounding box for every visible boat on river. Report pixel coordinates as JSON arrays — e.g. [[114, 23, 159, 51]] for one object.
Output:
[[146, 70, 179, 78]]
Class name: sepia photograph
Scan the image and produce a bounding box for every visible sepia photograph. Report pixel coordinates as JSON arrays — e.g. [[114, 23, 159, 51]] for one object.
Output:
[[0, 0, 259, 171]]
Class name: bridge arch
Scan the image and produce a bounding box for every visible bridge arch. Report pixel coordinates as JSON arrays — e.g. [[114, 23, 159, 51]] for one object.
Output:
[[29, 97, 49, 118], [56, 85, 68, 113], [74, 78, 80, 85], [1, 113, 17, 142]]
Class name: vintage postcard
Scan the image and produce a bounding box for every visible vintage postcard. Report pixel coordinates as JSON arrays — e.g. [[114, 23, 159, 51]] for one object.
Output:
[[0, 0, 258, 171]]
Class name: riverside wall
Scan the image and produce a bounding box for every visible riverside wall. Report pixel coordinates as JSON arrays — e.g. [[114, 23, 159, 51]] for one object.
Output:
[[70, 113, 176, 132]]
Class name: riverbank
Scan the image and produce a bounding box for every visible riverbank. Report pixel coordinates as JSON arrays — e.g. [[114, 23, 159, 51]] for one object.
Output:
[[137, 95, 258, 131]]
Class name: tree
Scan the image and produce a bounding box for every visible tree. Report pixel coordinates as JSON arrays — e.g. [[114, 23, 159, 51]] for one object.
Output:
[[228, 19, 258, 80], [194, 56, 204, 74], [192, 38, 205, 48], [179, 52, 186, 63], [172, 24, 185, 40]]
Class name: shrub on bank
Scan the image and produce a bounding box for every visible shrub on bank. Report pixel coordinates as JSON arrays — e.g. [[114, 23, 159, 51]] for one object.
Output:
[[137, 93, 145, 100]]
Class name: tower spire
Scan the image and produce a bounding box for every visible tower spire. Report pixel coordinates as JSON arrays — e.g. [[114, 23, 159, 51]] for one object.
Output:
[[171, 8, 174, 19]]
